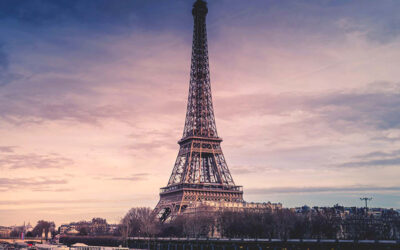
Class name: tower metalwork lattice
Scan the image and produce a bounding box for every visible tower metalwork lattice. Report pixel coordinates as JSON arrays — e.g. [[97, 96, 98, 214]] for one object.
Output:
[[154, 0, 243, 221]]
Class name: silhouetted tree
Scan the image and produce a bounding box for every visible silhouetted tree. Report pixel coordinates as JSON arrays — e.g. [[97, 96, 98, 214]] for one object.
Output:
[[158, 215, 186, 237], [182, 208, 215, 237], [121, 207, 158, 237], [78, 226, 89, 236], [118, 206, 400, 240], [273, 209, 296, 239], [291, 213, 309, 238], [32, 220, 56, 239]]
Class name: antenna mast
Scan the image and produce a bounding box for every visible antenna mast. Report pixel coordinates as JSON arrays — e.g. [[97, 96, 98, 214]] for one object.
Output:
[[360, 197, 372, 209]]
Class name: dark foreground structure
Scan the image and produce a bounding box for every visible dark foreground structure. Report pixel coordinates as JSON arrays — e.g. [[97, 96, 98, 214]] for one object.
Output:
[[60, 236, 400, 250]]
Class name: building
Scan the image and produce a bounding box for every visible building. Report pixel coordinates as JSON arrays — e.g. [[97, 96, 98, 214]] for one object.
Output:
[[59, 224, 70, 235], [0, 226, 12, 238], [185, 201, 282, 214], [59, 218, 114, 236]]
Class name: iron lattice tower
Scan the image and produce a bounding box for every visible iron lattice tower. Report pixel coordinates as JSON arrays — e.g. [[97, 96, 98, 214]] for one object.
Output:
[[154, 0, 243, 221]]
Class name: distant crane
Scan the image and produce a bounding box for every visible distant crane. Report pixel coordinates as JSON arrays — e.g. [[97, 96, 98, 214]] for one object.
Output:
[[360, 197, 372, 209]]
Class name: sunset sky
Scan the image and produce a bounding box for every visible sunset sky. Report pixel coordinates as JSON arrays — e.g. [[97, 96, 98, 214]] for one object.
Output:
[[1, 0, 400, 226]]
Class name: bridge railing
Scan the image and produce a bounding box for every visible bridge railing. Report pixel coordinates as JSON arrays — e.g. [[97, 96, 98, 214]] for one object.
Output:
[[127, 236, 400, 245]]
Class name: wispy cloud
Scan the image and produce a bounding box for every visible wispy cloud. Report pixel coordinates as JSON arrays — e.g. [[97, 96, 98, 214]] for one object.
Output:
[[0, 0, 190, 32], [0, 146, 15, 153], [108, 173, 149, 182], [247, 185, 400, 195], [218, 82, 400, 131], [127, 139, 177, 152], [0, 177, 68, 191], [338, 158, 400, 168], [355, 149, 400, 159], [0, 98, 134, 126], [337, 149, 400, 168], [0, 43, 22, 87], [0, 152, 74, 169], [0, 43, 8, 70], [230, 165, 278, 175]]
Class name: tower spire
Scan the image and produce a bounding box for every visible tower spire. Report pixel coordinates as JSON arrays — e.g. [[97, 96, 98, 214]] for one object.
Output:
[[183, 0, 217, 139]]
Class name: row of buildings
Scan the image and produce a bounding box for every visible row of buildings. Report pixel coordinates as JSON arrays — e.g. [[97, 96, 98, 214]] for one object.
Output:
[[182, 200, 283, 215], [0, 219, 118, 238], [59, 218, 119, 236], [293, 204, 400, 218], [0, 222, 33, 238], [291, 205, 400, 239]]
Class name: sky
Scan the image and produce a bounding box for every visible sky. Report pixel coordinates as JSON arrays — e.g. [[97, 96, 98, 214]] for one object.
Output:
[[1, 0, 400, 227]]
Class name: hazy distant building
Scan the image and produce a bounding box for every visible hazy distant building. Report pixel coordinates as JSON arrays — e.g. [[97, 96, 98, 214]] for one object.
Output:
[[59, 218, 114, 236], [0, 226, 12, 238]]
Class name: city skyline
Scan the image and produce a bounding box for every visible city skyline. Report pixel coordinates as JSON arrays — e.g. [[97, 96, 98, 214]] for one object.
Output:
[[1, 0, 400, 226]]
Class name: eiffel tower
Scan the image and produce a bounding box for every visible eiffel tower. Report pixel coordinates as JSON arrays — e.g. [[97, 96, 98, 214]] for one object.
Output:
[[154, 0, 243, 221]]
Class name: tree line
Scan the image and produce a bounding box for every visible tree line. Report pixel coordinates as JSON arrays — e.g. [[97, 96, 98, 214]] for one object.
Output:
[[120, 206, 400, 240], [10, 206, 400, 240], [10, 220, 56, 238]]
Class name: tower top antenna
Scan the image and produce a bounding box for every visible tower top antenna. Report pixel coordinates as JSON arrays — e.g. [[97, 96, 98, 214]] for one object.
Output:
[[192, 0, 208, 16]]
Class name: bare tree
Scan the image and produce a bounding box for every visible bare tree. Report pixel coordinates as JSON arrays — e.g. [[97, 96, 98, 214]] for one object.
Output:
[[121, 207, 158, 237], [183, 210, 215, 237], [32, 220, 56, 239]]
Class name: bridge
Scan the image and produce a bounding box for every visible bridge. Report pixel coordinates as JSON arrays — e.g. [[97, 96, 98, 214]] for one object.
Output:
[[0, 237, 44, 244], [127, 237, 400, 250], [59, 236, 400, 249]]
